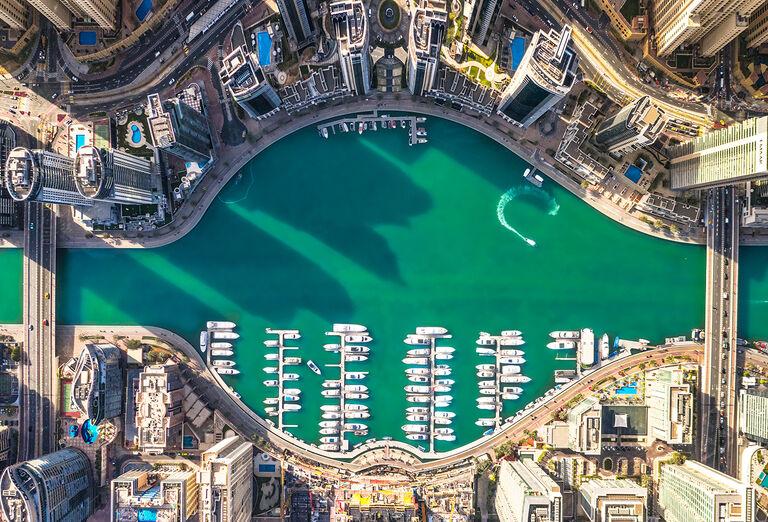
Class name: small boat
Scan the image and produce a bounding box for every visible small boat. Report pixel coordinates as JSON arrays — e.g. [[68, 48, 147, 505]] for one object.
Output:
[[405, 385, 430, 394], [344, 423, 367, 431], [322, 380, 341, 388], [436, 395, 453, 402], [408, 376, 430, 383], [478, 380, 495, 388], [499, 357, 526, 364], [345, 404, 368, 411], [319, 443, 339, 451], [434, 385, 452, 393], [345, 384, 368, 393], [477, 397, 496, 403], [200, 331, 208, 352], [342, 122, 349, 132], [264, 340, 278, 348], [402, 357, 429, 365], [503, 386, 523, 394], [416, 326, 448, 335], [283, 373, 299, 380], [434, 368, 452, 376], [346, 411, 370, 419], [435, 354, 453, 361], [406, 433, 428, 441], [320, 436, 339, 444], [502, 393, 520, 400], [404, 336, 430, 345], [358, 122, 364, 134], [476, 347, 495, 355], [324, 344, 340, 351], [434, 411, 455, 418], [476, 338, 496, 346], [345, 354, 368, 362], [434, 400, 451, 408], [263, 353, 279, 361], [435, 379, 454, 386], [215, 367, 240, 375], [600, 333, 610, 360], [407, 395, 431, 403], [550, 330, 579, 339], [435, 418, 452, 425], [346, 345, 369, 354], [321, 127, 329, 138], [319, 420, 340, 428], [407, 414, 429, 422], [284, 332, 301, 340], [402, 424, 428, 433], [233, 392, 241, 399], [547, 341, 576, 350], [405, 368, 430, 375], [210, 342, 232, 349], [284, 395, 300, 402], [320, 428, 339, 435], [263, 367, 278, 373], [207, 321, 236, 330], [434, 427, 454, 435], [321, 405, 340, 412], [322, 389, 341, 397], [501, 330, 522, 337], [435, 434, 456, 442], [263, 380, 278, 387], [212, 349, 234, 357], [322, 412, 341, 420], [435, 346, 455, 354], [476, 418, 496, 427], [406, 406, 429, 414], [479, 388, 497, 396], [212, 331, 239, 340], [477, 371, 495, 378], [265, 407, 277, 415], [333, 323, 367, 333], [501, 365, 521, 374], [307, 360, 321, 374], [283, 388, 301, 395], [476, 364, 495, 371], [345, 335, 371, 343], [263, 398, 279, 405], [346, 372, 369, 380], [477, 403, 496, 410], [501, 375, 532, 383], [499, 338, 525, 346], [212, 360, 235, 368], [407, 348, 430, 356], [500, 349, 524, 357], [283, 357, 302, 365], [345, 392, 369, 400]]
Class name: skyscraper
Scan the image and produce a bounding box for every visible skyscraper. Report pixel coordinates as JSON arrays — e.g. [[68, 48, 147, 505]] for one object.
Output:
[[497, 26, 578, 129], [276, 0, 315, 47], [220, 46, 282, 119], [495, 460, 563, 522], [577, 478, 647, 521], [0, 448, 95, 522], [199, 437, 254, 522], [147, 93, 213, 164], [739, 389, 768, 444], [111, 463, 199, 521], [407, 0, 447, 96], [73, 146, 155, 205], [467, 0, 501, 47], [71, 343, 123, 425], [331, 0, 371, 96], [25, 0, 70, 29], [669, 116, 768, 190], [4, 147, 92, 206], [645, 368, 693, 444], [594, 96, 668, 155], [135, 363, 184, 455], [0, 0, 27, 29], [658, 460, 754, 522], [60, 0, 117, 29]]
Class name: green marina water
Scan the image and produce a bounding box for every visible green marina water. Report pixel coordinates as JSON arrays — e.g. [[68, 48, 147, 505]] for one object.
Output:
[[0, 117, 766, 449]]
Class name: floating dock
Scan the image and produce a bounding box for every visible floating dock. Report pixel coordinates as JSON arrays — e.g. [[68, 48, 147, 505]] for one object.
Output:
[[316, 111, 428, 146], [264, 328, 301, 430], [476, 331, 527, 431]]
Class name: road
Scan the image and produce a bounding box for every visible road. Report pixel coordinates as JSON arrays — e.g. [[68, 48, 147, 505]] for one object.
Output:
[[18, 203, 56, 462], [700, 186, 740, 475]]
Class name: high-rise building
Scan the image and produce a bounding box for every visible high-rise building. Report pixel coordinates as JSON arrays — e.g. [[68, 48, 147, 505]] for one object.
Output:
[[220, 46, 281, 119], [495, 460, 563, 522], [467, 0, 501, 47], [0, 448, 95, 522], [645, 368, 693, 444], [4, 147, 92, 206], [73, 146, 154, 205], [497, 26, 578, 128], [653, 0, 767, 56], [0, 0, 27, 29], [26, 0, 70, 29], [60, 0, 116, 29], [407, 0, 447, 96], [331, 0, 371, 96], [578, 478, 647, 522], [669, 116, 768, 190], [567, 396, 602, 455], [71, 342, 123, 425], [658, 460, 754, 522], [740, 389, 768, 444], [746, 3, 768, 48], [147, 93, 212, 164], [134, 363, 184, 455], [198, 436, 254, 522], [594, 96, 668, 155], [276, 0, 315, 47], [111, 463, 199, 521]]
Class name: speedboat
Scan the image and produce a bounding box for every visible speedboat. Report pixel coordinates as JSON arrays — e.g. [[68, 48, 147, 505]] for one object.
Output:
[[284, 332, 301, 340], [212, 349, 234, 357], [263, 380, 278, 387], [345, 335, 372, 343], [200, 331, 208, 352], [402, 424, 428, 433], [499, 357, 525, 365], [501, 330, 522, 337], [346, 372, 368, 380], [407, 414, 429, 422], [346, 345, 369, 354], [503, 386, 523, 394], [476, 348, 495, 356], [307, 360, 321, 374], [547, 341, 576, 350], [344, 423, 367, 431], [322, 389, 341, 397], [406, 433, 428, 441], [405, 368, 429, 375], [263, 367, 278, 373], [322, 380, 341, 388], [345, 355, 368, 362], [476, 364, 495, 371], [434, 385, 452, 393], [435, 434, 456, 442], [210, 342, 232, 349], [407, 406, 429, 414], [263, 398, 279, 405], [479, 388, 497, 396], [346, 411, 370, 419], [435, 346, 455, 354], [283, 357, 302, 365], [477, 403, 496, 410], [501, 365, 521, 374], [500, 349, 524, 357], [501, 375, 532, 383], [600, 333, 610, 359], [284, 395, 300, 402], [435, 354, 453, 361], [404, 336, 430, 345], [319, 443, 339, 451], [345, 404, 368, 411], [478, 380, 495, 388], [345, 384, 368, 393], [213, 360, 235, 368], [215, 367, 240, 375], [264, 353, 279, 360], [320, 436, 339, 444], [434, 427, 454, 435], [405, 385, 430, 394], [435, 418, 452, 425], [434, 411, 455, 418], [319, 420, 340, 428], [476, 338, 495, 346], [502, 393, 520, 400], [212, 331, 239, 340], [435, 379, 454, 386], [407, 395, 431, 403], [283, 373, 299, 380], [319, 427, 339, 435], [207, 321, 236, 330], [322, 412, 341, 420], [476, 418, 496, 427], [408, 375, 429, 383], [476, 371, 495, 378], [333, 323, 367, 333], [550, 330, 580, 339], [407, 348, 430, 356], [321, 405, 340, 412], [264, 340, 278, 348], [345, 392, 369, 400], [402, 357, 429, 365], [324, 344, 340, 351], [416, 326, 448, 335], [499, 338, 525, 346]]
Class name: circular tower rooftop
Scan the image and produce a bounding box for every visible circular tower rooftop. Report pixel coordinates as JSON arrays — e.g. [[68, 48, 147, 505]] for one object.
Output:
[[3, 147, 38, 202], [73, 146, 108, 200]]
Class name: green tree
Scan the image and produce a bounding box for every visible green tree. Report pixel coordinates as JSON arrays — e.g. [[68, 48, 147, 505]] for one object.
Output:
[[125, 339, 142, 350], [9, 345, 20, 362]]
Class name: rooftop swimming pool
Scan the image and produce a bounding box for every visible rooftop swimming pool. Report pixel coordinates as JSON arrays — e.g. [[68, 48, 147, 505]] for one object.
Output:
[[75, 134, 86, 151], [136, 0, 153, 21], [510, 37, 525, 71], [78, 31, 97, 46], [257, 31, 272, 66], [624, 165, 643, 184]]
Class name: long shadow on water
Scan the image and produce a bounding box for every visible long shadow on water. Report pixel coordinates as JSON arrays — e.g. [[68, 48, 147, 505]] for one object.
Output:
[[739, 246, 768, 339]]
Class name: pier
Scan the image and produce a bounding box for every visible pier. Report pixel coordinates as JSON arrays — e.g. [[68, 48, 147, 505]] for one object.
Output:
[[316, 111, 428, 146], [264, 328, 301, 431], [476, 331, 527, 432]]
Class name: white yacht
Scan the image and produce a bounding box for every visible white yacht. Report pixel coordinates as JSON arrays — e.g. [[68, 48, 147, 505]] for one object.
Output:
[[476, 370, 495, 378], [263, 353, 279, 361], [319, 420, 340, 428], [283, 388, 301, 395], [502, 393, 520, 400], [479, 388, 497, 396], [320, 436, 339, 444], [321, 405, 341, 412], [406, 406, 429, 414], [402, 424, 428, 433], [263, 367, 278, 373], [404, 336, 430, 345], [476, 364, 495, 371], [500, 375, 532, 383], [322, 412, 341, 420], [405, 368, 430, 375], [344, 423, 367, 431], [263, 380, 279, 387], [212, 360, 235, 368], [476, 419, 496, 427], [324, 344, 340, 351], [207, 321, 236, 330], [283, 373, 299, 380], [435, 354, 453, 361], [402, 357, 429, 365], [345, 384, 368, 393], [405, 385, 430, 394], [345, 355, 368, 362], [346, 345, 369, 354], [320, 428, 339, 435], [434, 428, 454, 435], [406, 395, 431, 403], [345, 392, 369, 400], [284, 395, 300, 402], [476, 338, 495, 346], [547, 340, 577, 350], [199, 331, 208, 352], [307, 360, 321, 375], [345, 404, 368, 411], [499, 357, 525, 365], [434, 385, 452, 393], [416, 326, 448, 335], [210, 342, 232, 349], [407, 348, 430, 356], [434, 400, 452, 408], [499, 338, 525, 346], [263, 398, 279, 405], [346, 372, 369, 380], [319, 443, 339, 451], [500, 349, 524, 357], [478, 380, 495, 388], [284, 332, 301, 340], [407, 414, 429, 422], [283, 357, 302, 365], [406, 433, 428, 441], [346, 411, 370, 419], [408, 375, 429, 383], [333, 324, 367, 333], [212, 349, 234, 357], [600, 333, 610, 359], [501, 365, 521, 374], [345, 335, 372, 343], [212, 331, 239, 340], [477, 403, 496, 410], [501, 330, 522, 337], [264, 340, 278, 348], [435, 379, 454, 386], [322, 389, 341, 397], [477, 397, 497, 403], [476, 348, 495, 356], [435, 434, 456, 442], [215, 368, 240, 375], [435, 346, 455, 354], [435, 418, 452, 425], [549, 330, 580, 339], [322, 381, 341, 388], [436, 394, 453, 402]]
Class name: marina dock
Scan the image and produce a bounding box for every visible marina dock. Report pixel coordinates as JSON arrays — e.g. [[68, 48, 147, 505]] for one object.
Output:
[[475, 331, 528, 431], [316, 111, 428, 146], [264, 328, 302, 431]]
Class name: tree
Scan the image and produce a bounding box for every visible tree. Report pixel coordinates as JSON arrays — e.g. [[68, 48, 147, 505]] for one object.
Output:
[[9, 345, 20, 362], [125, 339, 142, 350]]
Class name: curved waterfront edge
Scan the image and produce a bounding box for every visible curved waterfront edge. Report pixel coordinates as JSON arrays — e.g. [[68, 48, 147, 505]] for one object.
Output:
[[42, 94, 735, 251], [41, 323, 705, 474]]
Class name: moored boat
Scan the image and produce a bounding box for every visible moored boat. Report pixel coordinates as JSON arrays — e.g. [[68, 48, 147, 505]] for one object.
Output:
[[408, 376, 429, 383], [215, 367, 240, 375], [406, 433, 428, 441], [345, 392, 369, 400], [406, 406, 428, 414], [549, 330, 579, 339], [319, 427, 339, 435], [207, 321, 236, 330], [199, 331, 208, 352], [476, 370, 494, 378], [210, 342, 232, 349], [322, 389, 341, 397], [402, 357, 429, 365], [404, 336, 430, 345], [212, 349, 234, 357], [434, 434, 456, 441], [499, 338, 525, 346], [405, 385, 430, 394], [263, 380, 278, 386], [283, 373, 299, 380], [212, 331, 240, 340], [405, 368, 430, 375], [501, 330, 522, 337], [263, 367, 278, 373], [407, 348, 430, 356], [322, 380, 341, 388], [476, 347, 495, 355], [264, 340, 278, 348], [406, 395, 431, 403], [547, 340, 576, 350], [345, 355, 368, 362], [402, 424, 428, 433], [321, 405, 340, 412], [500, 375, 532, 383], [499, 356, 526, 364], [416, 326, 448, 335], [346, 372, 368, 380], [212, 360, 235, 368], [476, 418, 496, 427], [345, 335, 372, 343], [333, 323, 367, 333], [501, 365, 521, 374], [407, 414, 429, 422]]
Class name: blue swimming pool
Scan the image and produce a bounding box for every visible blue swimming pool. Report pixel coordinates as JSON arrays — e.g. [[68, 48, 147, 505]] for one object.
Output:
[[81, 419, 99, 444], [75, 134, 86, 151], [78, 31, 97, 46], [130, 124, 142, 144], [615, 386, 638, 395], [510, 37, 525, 71], [136, 0, 153, 21], [624, 164, 643, 184], [258, 463, 276, 473], [257, 31, 272, 66]]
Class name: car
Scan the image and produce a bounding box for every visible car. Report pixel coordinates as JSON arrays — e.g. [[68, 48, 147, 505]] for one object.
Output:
[[51, 93, 57, 99], [586, 26, 593, 33], [168, 78, 176, 85], [43, 319, 48, 326], [28, 324, 33, 331], [44, 292, 49, 299], [28, 222, 34, 231]]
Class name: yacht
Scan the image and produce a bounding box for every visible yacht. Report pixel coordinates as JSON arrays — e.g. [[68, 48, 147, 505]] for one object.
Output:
[[345, 392, 369, 400], [264, 340, 278, 348], [405, 368, 430, 376], [476, 419, 496, 427], [479, 388, 497, 396], [265, 407, 277, 415], [345, 345, 369, 354], [319, 443, 339, 451], [436, 394, 453, 402], [402, 424, 428, 433], [284, 332, 301, 340], [283, 357, 302, 365], [407, 348, 430, 356], [345, 404, 368, 411], [476, 338, 495, 346], [549, 330, 580, 339], [477, 397, 497, 403], [435, 434, 456, 442], [406, 406, 429, 414], [215, 368, 240, 375], [345, 335, 371, 343], [435, 346, 455, 354], [319, 420, 340, 428], [434, 418, 452, 425], [199, 331, 208, 352], [404, 336, 430, 345], [501, 330, 522, 337], [322, 381, 341, 388], [600, 333, 610, 360], [402, 357, 429, 365], [547, 340, 577, 350], [407, 395, 431, 403], [434, 411, 455, 418], [263, 380, 279, 387], [210, 342, 232, 349], [320, 436, 339, 444], [324, 344, 341, 351], [476, 364, 495, 371], [502, 393, 520, 400], [322, 412, 341, 420], [499, 338, 525, 346], [346, 411, 370, 419], [434, 400, 451, 408], [434, 428, 454, 435], [405, 385, 430, 394], [212, 349, 234, 357], [207, 321, 236, 330], [212, 331, 239, 340], [333, 323, 367, 333], [263, 367, 278, 373], [345, 355, 368, 362], [501, 365, 521, 374], [416, 326, 448, 335], [407, 414, 429, 422], [501, 375, 532, 383], [283, 388, 301, 395], [346, 372, 369, 380], [477, 403, 496, 410], [321, 405, 340, 412], [476, 370, 495, 378], [499, 357, 525, 364], [212, 360, 235, 368], [478, 380, 495, 388], [476, 348, 495, 356], [320, 427, 339, 435], [307, 360, 321, 374], [435, 354, 453, 361], [345, 384, 368, 393], [284, 395, 300, 402], [500, 349, 524, 357], [408, 375, 430, 383], [344, 423, 367, 431], [322, 389, 341, 397], [283, 373, 299, 381], [263, 398, 279, 405], [264, 353, 279, 360], [406, 433, 428, 441], [503, 386, 523, 394], [435, 379, 454, 386], [434, 385, 452, 393]]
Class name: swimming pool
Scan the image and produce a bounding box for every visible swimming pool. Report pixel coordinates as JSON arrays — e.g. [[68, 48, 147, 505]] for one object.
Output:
[[257, 31, 272, 66], [78, 31, 97, 46], [624, 164, 643, 184], [75, 134, 86, 151], [136, 0, 153, 21], [510, 37, 525, 71], [615, 382, 638, 395], [130, 124, 142, 144]]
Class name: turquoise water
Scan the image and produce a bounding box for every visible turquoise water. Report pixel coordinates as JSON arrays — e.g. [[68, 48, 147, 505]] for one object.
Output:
[[75, 134, 86, 151], [0, 118, 766, 449], [130, 124, 142, 144]]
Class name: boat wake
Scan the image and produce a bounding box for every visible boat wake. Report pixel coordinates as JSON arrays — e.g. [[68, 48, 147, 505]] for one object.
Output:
[[496, 185, 560, 247], [217, 170, 255, 204]]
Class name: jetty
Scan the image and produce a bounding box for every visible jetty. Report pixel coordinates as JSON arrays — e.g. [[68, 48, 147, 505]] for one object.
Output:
[[316, 111, 428, 146], [264, 328, 301, 430]]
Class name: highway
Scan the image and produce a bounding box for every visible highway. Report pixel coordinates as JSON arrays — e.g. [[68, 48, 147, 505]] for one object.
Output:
[[18, 203, 56, 462], [700, 186, 740, 475]]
